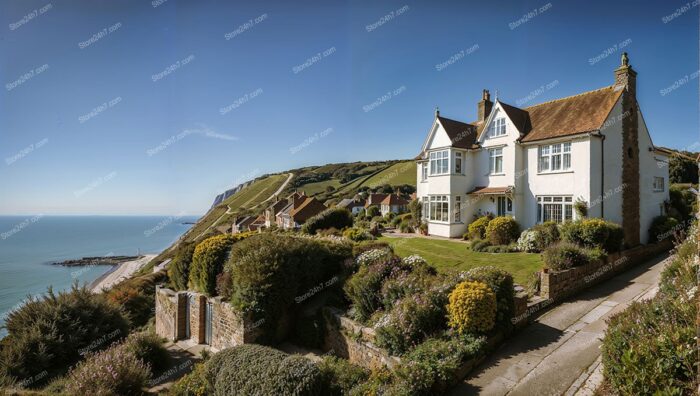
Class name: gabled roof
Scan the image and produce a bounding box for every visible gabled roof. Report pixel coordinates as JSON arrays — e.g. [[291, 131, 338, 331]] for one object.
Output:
[[380, 194, 409, 206], [337, 198, 365, 208], [365, 193, 389, 207], [290, 197, 327, 222], [267, 199, 289, 215], [498, 102, 532, 136], [437, 116, 479, 149]]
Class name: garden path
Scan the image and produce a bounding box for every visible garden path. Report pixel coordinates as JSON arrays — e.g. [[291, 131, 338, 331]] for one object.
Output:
[[450, 253, 672, 396]]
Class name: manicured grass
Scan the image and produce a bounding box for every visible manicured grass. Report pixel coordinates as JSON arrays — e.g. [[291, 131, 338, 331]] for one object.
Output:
[[361, 161, 416, 188], [379, 236, 542, 285]]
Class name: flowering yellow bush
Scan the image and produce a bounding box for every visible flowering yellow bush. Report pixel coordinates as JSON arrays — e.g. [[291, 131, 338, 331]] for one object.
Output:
[[447, 281, 496, 334]]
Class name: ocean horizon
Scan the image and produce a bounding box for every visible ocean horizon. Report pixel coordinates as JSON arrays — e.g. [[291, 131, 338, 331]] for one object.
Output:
[[0, 215, 197, 337]]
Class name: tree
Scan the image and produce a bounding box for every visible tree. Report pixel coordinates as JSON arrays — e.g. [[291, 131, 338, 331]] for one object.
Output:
[[408, 199, 422, 226], [378, 184, 394, 194], [325, 185, 336, 193], [365, 206, 380, 219], [668, 152, 699, 184]]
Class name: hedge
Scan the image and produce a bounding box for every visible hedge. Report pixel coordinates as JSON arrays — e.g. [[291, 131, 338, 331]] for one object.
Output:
[[541, 242, 592, 271], [485, 217, 520, 245], [560, 218, 623, 252], [204, 345, 323, 396], [461, 266, 515, 330], [317, 356, 368, 396], [516, 221, 560, 252], [648, 215, 680, 244], [168, 242, 196, 291], [467, 215, 492, 239], [302, 208, 353, 235], [188, 234, 236, 296]]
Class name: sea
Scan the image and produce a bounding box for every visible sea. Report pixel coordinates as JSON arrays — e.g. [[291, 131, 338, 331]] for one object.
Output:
[[0, 215, 198, 338]]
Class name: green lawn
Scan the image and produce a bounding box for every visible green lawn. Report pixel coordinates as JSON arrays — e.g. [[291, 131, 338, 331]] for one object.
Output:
[[379, 236, 542, 285]]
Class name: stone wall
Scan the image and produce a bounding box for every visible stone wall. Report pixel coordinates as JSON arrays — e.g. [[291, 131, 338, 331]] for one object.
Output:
[[323, 308, 400, 370], [540, 240, 671, 300], [155, 287, 261, 351]]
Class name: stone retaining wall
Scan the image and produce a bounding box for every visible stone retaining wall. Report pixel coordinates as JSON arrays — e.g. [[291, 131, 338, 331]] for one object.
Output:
[[539, 240, 672, 301], [322, 307, 400, 369], [155, 286, 262, 351]]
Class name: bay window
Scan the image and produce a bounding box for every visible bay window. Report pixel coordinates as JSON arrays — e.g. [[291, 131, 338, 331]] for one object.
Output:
[[489, 148, 503, 174], [538, 142, 571, 172], [429, 150, 449, 175], [429, 195, 449, 222], [537, 196, 573, 223]]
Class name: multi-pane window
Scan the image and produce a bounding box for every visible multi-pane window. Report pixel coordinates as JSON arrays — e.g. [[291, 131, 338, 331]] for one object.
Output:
[[653, 177, 664, 192], [492, 118, 506, 137], [429, 150, 449, 175], [422, 198, 429, 219], [455, 152, 462, 174], [429, 195, 449, 222], [489, 148, 503, 174], [537, 196, 573, 223], [421, 163, 428, 181], [454, 196, 461, 222], [538, 142, 571, 172]]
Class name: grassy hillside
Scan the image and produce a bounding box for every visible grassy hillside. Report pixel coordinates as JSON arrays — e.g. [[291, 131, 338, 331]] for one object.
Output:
[[361, 161, 416, 188]]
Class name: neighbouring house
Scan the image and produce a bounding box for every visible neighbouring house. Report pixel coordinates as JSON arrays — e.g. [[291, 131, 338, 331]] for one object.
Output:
[[274, 192, 308, 229], [380, 194, 409, 216], [232, 216, 256, 234], [416, 53, 669, 244], [364, 193, 389, 213], [264, 198, 289, 227], [336, 197, 366, 215], [287, 197, 327, 228], [248, 215, 266, 232]]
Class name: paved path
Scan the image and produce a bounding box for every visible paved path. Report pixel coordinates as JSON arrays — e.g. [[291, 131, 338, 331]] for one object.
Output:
[[449, 253, 671, 396]]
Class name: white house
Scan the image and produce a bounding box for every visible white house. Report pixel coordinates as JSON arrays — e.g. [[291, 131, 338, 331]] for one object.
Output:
[[416, 53, 670, 245], [379, 194, 410, 216]]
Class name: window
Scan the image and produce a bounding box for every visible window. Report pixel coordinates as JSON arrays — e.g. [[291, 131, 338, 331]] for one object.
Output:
[[422, 199, 429, 219], [653, 177, 664, 192], [492, 118, 506, 137], [455, 152, 462, 174], [429, 150, 449, 175], [454, 196, 461, 222], [429, 195, 449, 222], [538, 142, 572, 172], [489, 148, 503, 174], [537, 196, 573, 223], [421, 163, 428, 181]]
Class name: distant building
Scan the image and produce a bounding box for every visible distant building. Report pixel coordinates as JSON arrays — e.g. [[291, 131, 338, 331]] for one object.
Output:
[[232, 216, 256, 234], [336, 197, 366, 215], [380, 194, 409, 216], [364, 193, 389, 213]]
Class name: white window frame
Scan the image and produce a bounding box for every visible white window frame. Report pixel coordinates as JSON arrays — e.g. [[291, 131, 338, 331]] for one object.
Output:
[[538, 142, 572, 173], [429, 150, 449, 175], [489, 148, 503, 174], [492, 117, 506, 137], [454, 196, 461, 222], [428, 195, 449, 222], [455, 152, 463, 174], [421, 163, 428, 181], [536, 196, 573, 223], [653, 177, 664, 192], [422, 198, 429, 220]]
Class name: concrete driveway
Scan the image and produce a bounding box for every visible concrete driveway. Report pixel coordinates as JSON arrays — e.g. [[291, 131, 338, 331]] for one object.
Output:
[[450, 253, 671, 396]]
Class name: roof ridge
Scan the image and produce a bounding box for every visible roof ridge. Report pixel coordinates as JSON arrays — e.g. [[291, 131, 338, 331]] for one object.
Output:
[[437, 115, 472, 126], [523, 85, 614, 110]]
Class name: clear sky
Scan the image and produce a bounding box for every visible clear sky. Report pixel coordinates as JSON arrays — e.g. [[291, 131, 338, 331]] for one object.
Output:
[[1, 0, 697, 216]]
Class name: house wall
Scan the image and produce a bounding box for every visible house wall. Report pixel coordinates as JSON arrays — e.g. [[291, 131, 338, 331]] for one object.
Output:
[[637, 111, 669, 243], [599, 98, 625, 226]]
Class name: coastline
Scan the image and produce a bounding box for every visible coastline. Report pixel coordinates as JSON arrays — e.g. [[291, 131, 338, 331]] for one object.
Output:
[[90, 254, 157, 293]]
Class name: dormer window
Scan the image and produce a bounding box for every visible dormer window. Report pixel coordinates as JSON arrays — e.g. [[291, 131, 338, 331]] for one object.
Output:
[[492, 118, 506, 137]]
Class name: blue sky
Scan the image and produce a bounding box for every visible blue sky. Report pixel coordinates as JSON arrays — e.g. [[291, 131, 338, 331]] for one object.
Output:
[[0, 0, 697, 216]]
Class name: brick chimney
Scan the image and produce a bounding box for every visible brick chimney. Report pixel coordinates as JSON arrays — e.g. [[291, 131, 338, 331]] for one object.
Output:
[[615, 52, 640, 246], [477, 89, 493, 122]]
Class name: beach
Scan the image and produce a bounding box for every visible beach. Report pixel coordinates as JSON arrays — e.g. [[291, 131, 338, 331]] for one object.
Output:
[[91, 254, 157, 293]]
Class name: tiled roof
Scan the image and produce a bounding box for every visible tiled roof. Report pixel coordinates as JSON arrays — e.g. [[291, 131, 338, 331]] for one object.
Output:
[[289, 197, 327, 222], [468, 186, 514, 195], [437, 116, 479, 149], [365, 193, 389, 207], [380, 194, 409, 206]]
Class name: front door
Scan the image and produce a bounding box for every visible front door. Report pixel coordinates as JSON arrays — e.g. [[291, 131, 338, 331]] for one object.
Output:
[[204, 302, 213, 345], [497, 196, 512, 217]]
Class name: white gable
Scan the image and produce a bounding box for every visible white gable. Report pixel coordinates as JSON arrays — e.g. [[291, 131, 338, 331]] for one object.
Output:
[[421, 119, 454, 151], [478, 102, 522, 146]]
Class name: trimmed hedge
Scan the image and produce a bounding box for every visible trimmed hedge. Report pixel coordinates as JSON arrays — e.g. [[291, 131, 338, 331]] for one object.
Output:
[[0, 286, 129, 387], [447, 281, 497, 334], [485, 217, 520, 245], [188, 234, 236, 296], [560, 218, 623, 252], [302, 208, 353, 235], [205, 345, 323, 396], [467, 215, 492, 239]]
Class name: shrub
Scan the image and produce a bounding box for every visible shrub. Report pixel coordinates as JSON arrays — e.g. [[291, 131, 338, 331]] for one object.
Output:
[[447, 281, 497, 334], [399, 220, 414, 233], [602, 297, 696, 395], [648, 215, 680, 244], [106, 271, 167, 328], [468, 238, 490, 252], [188, 234, 236, 296], [0, 286, 129, 387], [344, 257, 400, 321], [574, 198, 588, 218], [484, 244, 518, 253], [228, 234, 352, 341], [168, 242, 196, 291], [460, 266, 515, 329], [467, 215, 492, 239], [485, 217, 520, 245], [561, 218, 623, 252], [215, 271, 233, 300], [365, 206, 380, 219], [375, 290, 449, 354], [65, 339, 152, 396], [379, 261, 436, 308], [395, 335, 487, 395], [408, 199, 422, 226], [542, 242, 590, 271], [516, 222, 560, 252], [121, 332, 170, 375], [342, 227, 375, 242], [352, 241, 393, 257], [668, 185, 695, 222], [318, 356, 368, 396], [169, 362, 208, 396], [303, 208, 353, 235], [205, 344, 323, 396]]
